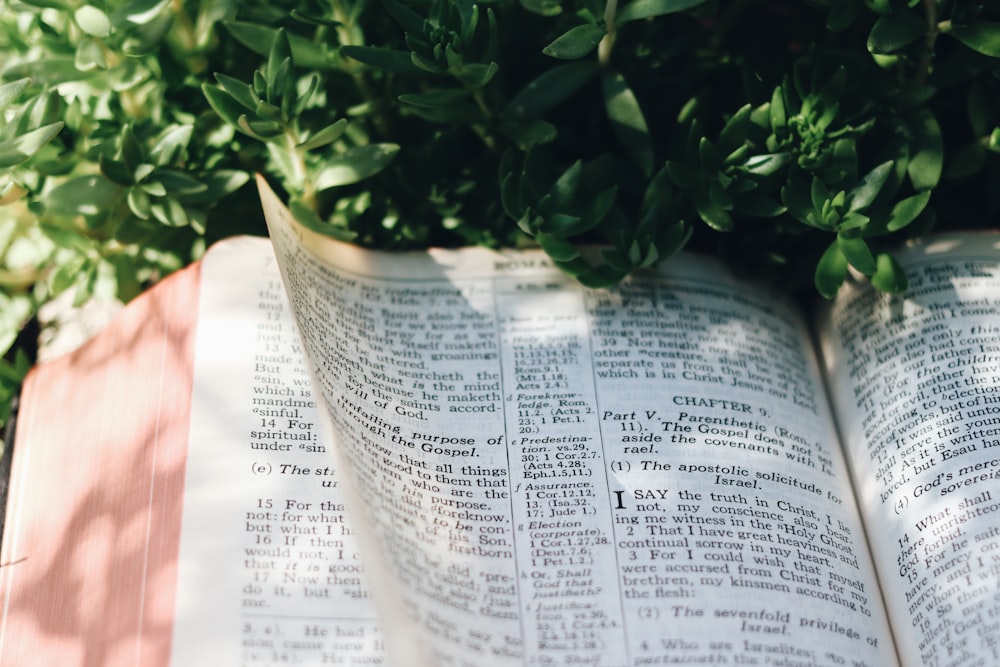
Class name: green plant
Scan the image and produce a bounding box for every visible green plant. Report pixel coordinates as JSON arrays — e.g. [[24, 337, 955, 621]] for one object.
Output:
[[3, 0, 1000, 440], [0, 1, 251, 442]]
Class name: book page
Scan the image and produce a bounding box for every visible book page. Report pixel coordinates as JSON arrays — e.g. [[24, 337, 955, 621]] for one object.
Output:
[[818, 234, 1000, 666], [170, 237, 384, 665], [260, 178, 898, 666]]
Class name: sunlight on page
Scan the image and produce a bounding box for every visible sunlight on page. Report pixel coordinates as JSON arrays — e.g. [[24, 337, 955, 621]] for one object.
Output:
[[920, 236, 1000, 255], [171, 236, 383, 665], [819, 233, 1000, 666], [257, 176, 899, 666]]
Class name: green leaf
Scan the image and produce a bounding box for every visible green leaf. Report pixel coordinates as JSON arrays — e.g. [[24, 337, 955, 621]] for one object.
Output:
[[291, 74, 320, 117], [255, 100, 283, 122], [110, 0, 171, 26], [140, 179, 167, 197], [644, 165, 675, 210], [543, 24, 606, 60], [520, 0, 563, 17], [213, 73, 257, 111], [266, 31, 292, 104], [602, 70, 653, 176], [692, 189, 733, 231], [383, 0, 426, 35], [733, 193, 785, 217], [340, 46, 425, 75], [224, 21, 330, 70], [576, 263, 630, 288], [298, 119, 349, 151], [906, 110, 942, 190], [838, 234, 876, 275], [2, 58, 80, 86], [401, 89, 474, 111], [837, 211, 869, 231], [0, 123, 63, 168], [697, 138, 722, 173], [38, 223, 88, 252], [848, 161, 893, 211], [867, 11, 926, 54], [99, 155, 134, 185], [966, 82, 990, 138], [50, 257, 86, 296], [718, 104, 751, 153], [601, 247, 632, 272], [942, 20, 1000, 58], [815, 242, 848, 299], [665, 161, 703, 189], [545, 212, 584, 235], [810, 177, 831, 214], [0, 350, 30, 391], [615, 0, 706, 26], [118, 11, 172, 55], [180, 170, 250, 206], [203, 83, 251, 129], [42, 175, 121, 217], [723, 144, 750, 168], [549, 160, 582, 212], [768, 86, 786, 132], [0, 79, 30, 111], [505, 62, 597, 120], [133, 163, 155, 183], [886, 190, 930, 231], [127, 187, 151, 219], [536, 231, 581, 261], [75, 37, 108, 71], [155, 170, 209, 196], [587, 187, 619, 229], [398, 95, 482, 122], [501, 118, 558, 149], [500, 172, 522, 219], [114, 215, 156, 243], [781, 181, 814, 224], [516, 151, 550, 214], [945, 141, 986, 179], [744, 153, 790, 177], [827, 0, 859, 31], [870, 252, 908, 293], [238, 116, 283, 139], [149, 125, 193, 167], [73, 264, 100, 306], [313, 144, 400, 190], [707, 179, 733, 210], [150, 196, 189, 227], [120, 126, 144, 172], [75, 5, 112, 37], [289, 199, 357, 241], [452, 61, 499, 88]]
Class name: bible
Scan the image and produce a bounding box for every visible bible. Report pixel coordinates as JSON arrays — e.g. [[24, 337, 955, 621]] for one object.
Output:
[[2, 176, 999, 666]]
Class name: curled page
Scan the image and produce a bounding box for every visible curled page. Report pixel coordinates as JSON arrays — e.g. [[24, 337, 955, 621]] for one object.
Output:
[[819, 234, 1000, 666], [259, 175, 898, 666]]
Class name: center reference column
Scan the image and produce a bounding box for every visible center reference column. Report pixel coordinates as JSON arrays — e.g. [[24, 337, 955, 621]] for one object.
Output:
[[496, 278, 627, 664]]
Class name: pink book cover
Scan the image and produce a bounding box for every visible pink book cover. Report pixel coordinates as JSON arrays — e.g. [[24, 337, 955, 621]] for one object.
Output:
[[0, 261, 201, 666]]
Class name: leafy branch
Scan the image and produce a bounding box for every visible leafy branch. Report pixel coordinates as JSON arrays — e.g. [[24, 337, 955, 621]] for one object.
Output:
[[3, 0, 1000, 439]]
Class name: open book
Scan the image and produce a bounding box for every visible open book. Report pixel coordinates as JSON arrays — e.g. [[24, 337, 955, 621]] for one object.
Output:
[[2, 177, 999, 666]]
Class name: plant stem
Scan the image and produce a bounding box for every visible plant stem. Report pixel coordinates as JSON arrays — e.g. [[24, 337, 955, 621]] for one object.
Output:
[[915, 0, 939, 85], [167, 0, 209, 74], [598, 0, 617, 67], [469, 90, 497, 151], [332, 0, 393, 139], [285, 131, 313, 208]]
